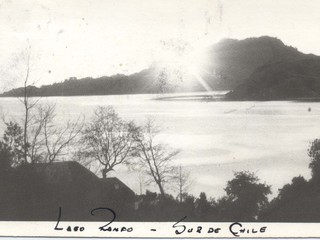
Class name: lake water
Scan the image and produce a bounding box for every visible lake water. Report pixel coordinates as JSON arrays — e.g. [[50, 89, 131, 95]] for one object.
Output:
[[0, 92, 319, 199]]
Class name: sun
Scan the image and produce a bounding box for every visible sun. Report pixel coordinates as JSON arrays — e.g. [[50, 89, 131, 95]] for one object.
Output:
[[156, 41, 212, 91], [158, 45, 204, 74]]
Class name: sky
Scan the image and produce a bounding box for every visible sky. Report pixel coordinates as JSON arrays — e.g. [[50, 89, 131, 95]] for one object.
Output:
[[0, 0, 320, 91]]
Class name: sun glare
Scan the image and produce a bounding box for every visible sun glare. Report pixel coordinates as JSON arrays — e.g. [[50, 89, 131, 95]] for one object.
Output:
[[156, 43, 212, 91], [159, 47, 204, 75]]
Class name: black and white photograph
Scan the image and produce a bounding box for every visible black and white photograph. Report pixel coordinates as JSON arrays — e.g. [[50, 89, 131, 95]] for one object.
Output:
[[0, 0, 320, 237]]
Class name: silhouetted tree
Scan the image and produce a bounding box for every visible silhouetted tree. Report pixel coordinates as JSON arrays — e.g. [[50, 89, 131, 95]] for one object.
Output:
[[180, 193, 196, 218], [308, 139, 320, 182], [195, 192, 210, 219], [277, 176, 308, 201], [0, 142, 12, 171], [133, 119, 179, 197], [2, 104, 82, 164], [173, 165, 191, 203], [222, 171, 271, 221], [19, 49, 41, 163], [39, 104, 83, 163], [259, 176, 311, 221], [3, 47, 80, 164], [2, 121, 25, 167], [78, 106, 138, 178]]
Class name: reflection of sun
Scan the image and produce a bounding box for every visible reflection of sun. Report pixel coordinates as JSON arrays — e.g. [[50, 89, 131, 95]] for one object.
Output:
[[157, 41, 212, 91]]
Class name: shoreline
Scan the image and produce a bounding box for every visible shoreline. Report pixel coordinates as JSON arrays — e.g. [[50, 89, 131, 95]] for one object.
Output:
[[2, 92, 320, 102]]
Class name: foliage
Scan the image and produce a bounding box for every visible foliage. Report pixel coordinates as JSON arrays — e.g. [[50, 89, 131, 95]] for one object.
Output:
[[1, 121, 25, 167], [180, 193, 196, 217], [222, 171, 271, 221], [195, 192, 212, 219], [308, 138, 320, 181], [259, 176, 311, 221], [259, 140, 320, 221], [277, 176, 308, 201], [0, 142, 13, 171]]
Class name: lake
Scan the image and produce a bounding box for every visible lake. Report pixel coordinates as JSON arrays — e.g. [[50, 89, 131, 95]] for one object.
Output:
[[0, 92, 319, 199]]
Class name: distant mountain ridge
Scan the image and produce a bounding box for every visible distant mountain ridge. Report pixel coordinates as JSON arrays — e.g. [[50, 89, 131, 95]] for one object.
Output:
[[1, 36, 319, 99]]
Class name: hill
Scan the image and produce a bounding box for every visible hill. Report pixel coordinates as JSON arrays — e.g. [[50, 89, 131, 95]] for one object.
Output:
[[204, 36, 312, 90], [1, 68, 159, 97], [1, 36, 316, 97], [226, 58, 320, 100], [0, 64, 212, 97]]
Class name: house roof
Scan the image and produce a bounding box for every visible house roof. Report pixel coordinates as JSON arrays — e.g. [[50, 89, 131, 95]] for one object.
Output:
[[17, 161, 135, 195], [18, 161, 99, 186], [100, 177, 135, 196]]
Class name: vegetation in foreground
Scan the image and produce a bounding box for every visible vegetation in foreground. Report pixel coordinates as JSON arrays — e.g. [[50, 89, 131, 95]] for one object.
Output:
[[1, 101, 320, 221]]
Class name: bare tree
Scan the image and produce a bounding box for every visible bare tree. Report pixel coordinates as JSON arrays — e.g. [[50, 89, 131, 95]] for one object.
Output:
[[40, 104, 83, 163], [78, 106, 138, 178], [3, 103, 83, 164], [1, 46, 82, 165], [11, 47, 43, 164], [20, 50, 39, 163], [174, 165, 192, 203], [19, 55, 81, 163], [28, 105, 46, 163], [133, 119, 179, 197], [22, 53, 30, 163]]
